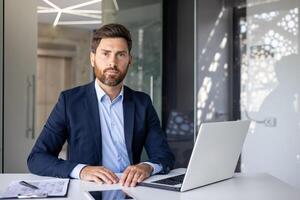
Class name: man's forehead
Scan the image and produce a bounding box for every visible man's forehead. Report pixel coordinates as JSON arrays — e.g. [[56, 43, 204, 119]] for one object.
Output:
[[99, 38, 128, 46], [96, 38, 129, 53], [99, 48, 128, 52]]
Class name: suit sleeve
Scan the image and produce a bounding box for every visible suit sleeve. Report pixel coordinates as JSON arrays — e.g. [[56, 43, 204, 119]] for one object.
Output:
[[27, 93, 77, 178], [144, 97, 175, 174]]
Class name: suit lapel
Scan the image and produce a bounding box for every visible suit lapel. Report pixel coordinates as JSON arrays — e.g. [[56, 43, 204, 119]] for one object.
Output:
[[123, 87, 134, 164], [85, 81, 102, 165]]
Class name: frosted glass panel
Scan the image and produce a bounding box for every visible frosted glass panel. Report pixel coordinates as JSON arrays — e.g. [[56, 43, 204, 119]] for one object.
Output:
[[239, 0, 300, 188]]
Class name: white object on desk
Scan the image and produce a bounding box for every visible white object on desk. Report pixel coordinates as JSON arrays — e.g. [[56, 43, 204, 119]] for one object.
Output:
[[0, 178, 69, 199]]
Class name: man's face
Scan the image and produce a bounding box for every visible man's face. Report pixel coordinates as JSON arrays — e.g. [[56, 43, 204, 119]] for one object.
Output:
[[90, 37, 132, 87]]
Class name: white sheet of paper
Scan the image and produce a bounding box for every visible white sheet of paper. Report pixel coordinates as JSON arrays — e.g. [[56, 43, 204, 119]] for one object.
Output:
[[0, 178, 69, 198]]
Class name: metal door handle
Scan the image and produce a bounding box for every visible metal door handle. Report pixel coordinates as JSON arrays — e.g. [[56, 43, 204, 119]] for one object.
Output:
[[26, 75, 35, 139], [31, 75, 36, 139], [150, 75, 153, 101]]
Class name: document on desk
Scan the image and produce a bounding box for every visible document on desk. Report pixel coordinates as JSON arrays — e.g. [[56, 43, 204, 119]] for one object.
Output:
[[0, 178, 70, 199]]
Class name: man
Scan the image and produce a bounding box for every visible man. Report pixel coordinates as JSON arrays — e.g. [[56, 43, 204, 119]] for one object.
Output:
[[27, 23, 174, 187]]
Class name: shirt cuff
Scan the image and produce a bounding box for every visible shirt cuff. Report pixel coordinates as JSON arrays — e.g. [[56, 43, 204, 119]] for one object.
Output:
[[142, 162, 163, 175], [70, 164, 86, 179]]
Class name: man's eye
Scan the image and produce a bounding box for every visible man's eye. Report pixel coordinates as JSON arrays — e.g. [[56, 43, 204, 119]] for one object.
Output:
[[102, 52, 109, 56]]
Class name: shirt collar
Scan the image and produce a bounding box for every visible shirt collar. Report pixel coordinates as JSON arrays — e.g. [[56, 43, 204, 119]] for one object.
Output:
[[94, 80, 124, 103]]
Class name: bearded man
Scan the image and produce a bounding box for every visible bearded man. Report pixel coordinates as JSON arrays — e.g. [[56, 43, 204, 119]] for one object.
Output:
[[27, 23, 174, 187]]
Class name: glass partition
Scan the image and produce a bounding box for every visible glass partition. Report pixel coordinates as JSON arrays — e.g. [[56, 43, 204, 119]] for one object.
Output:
[[238, 0, 300, 188], [114, 1, 163, 118], [195, 1, 233, 135], [113, 0, 163, 161]]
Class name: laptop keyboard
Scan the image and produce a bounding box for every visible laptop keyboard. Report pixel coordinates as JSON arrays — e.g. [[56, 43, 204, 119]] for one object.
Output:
[[153, 174, 185, 185]]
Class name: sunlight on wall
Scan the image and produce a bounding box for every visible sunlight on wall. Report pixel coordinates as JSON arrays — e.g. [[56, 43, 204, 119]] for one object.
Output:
[[197, 7, 229, 127], [254, 11, 279, 21], [220, 34, 227, 49], [200, 8, 225, 57], [206, 101, 215, 120], [263, 30, 297, 59], [293, 93, 299, 113], [197, 77, 212, 125], [209, 52, 221, 72], [277, 8, 298, 36], [240, 7, 298, 113]]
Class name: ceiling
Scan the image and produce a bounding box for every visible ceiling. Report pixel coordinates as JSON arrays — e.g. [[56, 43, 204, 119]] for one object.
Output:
[[37, 0, 161, 30], [38, 0, 103, 30]]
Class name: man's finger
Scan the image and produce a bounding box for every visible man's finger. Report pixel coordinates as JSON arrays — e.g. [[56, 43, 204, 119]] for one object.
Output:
[[125, 169, 136, 187], [92, 171, 114, 184], [97, 168, 118, 183], [102, 168, 119, 181], [90, 175, 103, 184], [137, 173, 146, 183], [130, 172, 141, 187], [120, 167, 131, 185]]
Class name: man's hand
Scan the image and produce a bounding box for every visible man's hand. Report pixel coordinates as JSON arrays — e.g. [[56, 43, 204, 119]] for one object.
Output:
[[120, 163, 153, 187], [79, 166, 119, 184]]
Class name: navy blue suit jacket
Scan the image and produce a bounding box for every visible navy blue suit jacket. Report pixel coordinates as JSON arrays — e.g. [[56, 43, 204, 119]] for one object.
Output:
[[27, 81, 174, 178]]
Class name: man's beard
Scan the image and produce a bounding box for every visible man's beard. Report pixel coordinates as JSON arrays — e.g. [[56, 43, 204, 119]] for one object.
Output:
[[94, 63, 129, 87]]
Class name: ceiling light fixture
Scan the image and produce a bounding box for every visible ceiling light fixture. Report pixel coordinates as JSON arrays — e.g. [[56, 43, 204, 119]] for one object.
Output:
[[53, 10, 62, 26], [113, 0, 119, 11], [38, 0, 107, 27]]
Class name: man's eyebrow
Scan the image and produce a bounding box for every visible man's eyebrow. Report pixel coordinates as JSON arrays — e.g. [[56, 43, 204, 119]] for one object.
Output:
[[99, 49, 128, 53], [117, 50, 128, 54]]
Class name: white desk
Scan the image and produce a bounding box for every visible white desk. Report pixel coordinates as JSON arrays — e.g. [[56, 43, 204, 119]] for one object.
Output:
[[0, 169, 299, 200]]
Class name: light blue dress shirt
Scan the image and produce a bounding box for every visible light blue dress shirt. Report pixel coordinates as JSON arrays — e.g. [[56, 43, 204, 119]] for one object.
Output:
[[70, 81, 162, 179]]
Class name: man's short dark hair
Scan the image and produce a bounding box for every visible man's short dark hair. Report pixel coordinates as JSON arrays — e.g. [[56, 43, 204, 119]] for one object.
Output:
[[91, 23, 132, 53]]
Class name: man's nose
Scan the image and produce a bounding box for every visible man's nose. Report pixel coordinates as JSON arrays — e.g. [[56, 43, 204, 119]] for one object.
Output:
[[108, 55, 117, 67]]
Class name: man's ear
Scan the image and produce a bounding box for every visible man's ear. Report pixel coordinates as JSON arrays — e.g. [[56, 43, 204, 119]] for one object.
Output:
[[90, 52, 95, 67], [128, 55, 133, 67]]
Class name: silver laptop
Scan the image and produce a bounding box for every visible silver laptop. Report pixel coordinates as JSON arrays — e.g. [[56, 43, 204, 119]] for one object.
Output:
[[139, 120, 251, 192]]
